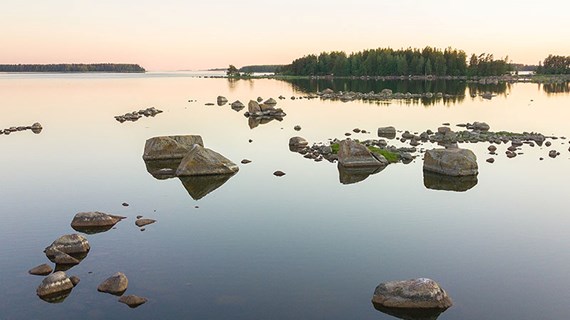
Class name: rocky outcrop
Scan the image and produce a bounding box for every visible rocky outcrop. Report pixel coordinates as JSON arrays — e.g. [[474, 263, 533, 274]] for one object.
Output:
[[1, 122, 43, 135], [44, 234, 90, 266], [98, 272, 129, 296], [36, 271, 76, 303], [372, 278, 453, 309], [338, 140, 385, 168], [142, 135, 204, 160], [70, 212, 126, 234], [423, 148, 478, 176], [176, 144, 239, 176], [114, 107, 162, 122]]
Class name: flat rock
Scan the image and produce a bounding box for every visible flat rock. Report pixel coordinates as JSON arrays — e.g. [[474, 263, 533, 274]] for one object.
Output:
[[119, 295, 148, 308], [29, 263, 53, 276], [135, 218, 156, 227], [372, 278, 453, 309], [71, 212, 126, 233], [142, 135, 204, 160], [337, 139, 384, 168], [423, 148, 478, 176], [98, 272, 128, 296], [176, 144, 239, 176]]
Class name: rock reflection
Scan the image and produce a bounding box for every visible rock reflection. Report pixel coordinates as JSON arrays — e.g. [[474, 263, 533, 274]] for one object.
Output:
[[423, 171, 478, 192], [179, 173, 236, 200], [38, 288, 73, 304], [372, 303, 446, 320], [338, 164, 385, 185], [248, 116, 282, 129], [144, 159, 181, 180]]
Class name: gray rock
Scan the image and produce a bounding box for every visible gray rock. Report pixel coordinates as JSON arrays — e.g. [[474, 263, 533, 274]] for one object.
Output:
[[176, 144, 239, 176], [71, 212, 126, 234], [472, 122, 490, 131], [36, 271, 74, 301], [289, 136, 308, 148], [488, 145, 497, 152], [273, 170, 286, 177], [248, 100, 261, 114], [549, 150, 558, 158], [264, 98, 277, 105], [294, 125, 301, 131], [44, 234, 90, 265], [486, 157, 495, 163], [377, 126, 396, 139], [230, 100, 245, 111], [256, 97, 263, 102], [135, 218, 156, 227], [70, 276, 80, 286], [423, 148, 478, 176], [372, 278, 452, 309], [29, 263, 53, 276], [216, 96, 228, 106], [119, 295, 148, 308], [241, 159, 252, 164], [98, 272, 128, 296], [337, 140, 384, 168], [142, 135, 204, 160]]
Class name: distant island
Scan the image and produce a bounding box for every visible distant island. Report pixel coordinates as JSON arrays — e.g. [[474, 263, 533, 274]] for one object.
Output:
[[0, 63, 146, 73]]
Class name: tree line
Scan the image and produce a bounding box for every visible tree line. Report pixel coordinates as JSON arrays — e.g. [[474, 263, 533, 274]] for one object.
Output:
[[537, 55, 570, 74], [0, 64, 145, 73], [278, 47, 511, 77]]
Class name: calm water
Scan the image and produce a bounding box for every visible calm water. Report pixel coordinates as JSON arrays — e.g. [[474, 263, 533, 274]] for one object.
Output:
[[1, 72, 569, 320]]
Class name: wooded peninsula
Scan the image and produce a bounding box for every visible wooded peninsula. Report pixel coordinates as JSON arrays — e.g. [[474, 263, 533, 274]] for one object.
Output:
[[0, 64, 145, 73]]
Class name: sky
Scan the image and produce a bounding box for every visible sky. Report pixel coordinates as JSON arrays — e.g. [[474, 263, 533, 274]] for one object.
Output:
[[1, 0, 569, 71]]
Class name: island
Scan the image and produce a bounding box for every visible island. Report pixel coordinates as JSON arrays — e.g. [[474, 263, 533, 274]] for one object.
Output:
[[0, 63, 145, 73]]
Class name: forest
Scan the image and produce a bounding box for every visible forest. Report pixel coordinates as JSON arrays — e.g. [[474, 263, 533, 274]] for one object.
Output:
[[0, 63, 145, 73], [278, 47, 511, 77], [537, 55, 570, 74]]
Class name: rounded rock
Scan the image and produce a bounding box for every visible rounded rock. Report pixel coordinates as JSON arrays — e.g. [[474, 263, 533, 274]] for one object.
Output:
[[36, 271, 74, 299], [372, 278, 452, 309], [98, 272, 129, 296]]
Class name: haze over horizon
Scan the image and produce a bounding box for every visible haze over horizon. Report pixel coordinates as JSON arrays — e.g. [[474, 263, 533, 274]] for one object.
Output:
[[1, 0, 568, 71]]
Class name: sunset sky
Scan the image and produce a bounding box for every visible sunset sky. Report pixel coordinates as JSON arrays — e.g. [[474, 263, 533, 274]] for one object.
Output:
[[1, 0, 568, 71]]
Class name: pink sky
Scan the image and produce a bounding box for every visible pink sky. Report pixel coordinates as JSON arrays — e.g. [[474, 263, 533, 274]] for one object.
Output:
[[1, 0, 568, 71]]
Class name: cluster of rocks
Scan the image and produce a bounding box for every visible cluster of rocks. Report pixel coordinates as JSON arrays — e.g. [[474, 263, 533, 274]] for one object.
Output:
[[317, 88, 459, 102], [244, 99, 287, 128], [114, 107, 163, 123], [30, 211, 148, 307], [0, 122, 42, 135], [143, 135, 239, 200]]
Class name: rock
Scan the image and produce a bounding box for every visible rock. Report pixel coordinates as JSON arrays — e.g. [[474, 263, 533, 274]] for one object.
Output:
[[506, 151, 517, 158], [248, 100, 261, 114], [98, 272, 128, 296], [70, 212, 126, 234], [122, 202, 129, 206], [230, 100, 245, 111], [70, 276, 80, 286], [44, 234, 90, 265], [549, 150, 558, 158], [294, 125, 302, 131], [36, 271, 75, 302], [337, 140, 384, 168], [142, 135, 204, 160], [377, 126, 396, 139], [353, 128, 361, 133], [175, 144, 239, 176], [545, 141, 552, 147], [372, 278, 452, 309], [273, 170, 286, 177], [264, 98, 277, 105], [472, 122, 490, 131], [437, 127, 451, 134], [380, 88, 393, 95], [322, 88, 334, 95], [119, 295, 148, 308], [216, 96, 228, 106], [205, 103, 215, 106], [423, 148, 478, 176], [29, 264, 53, 276], [135, 218, 156, 227], [31, 122, 43, 134], [289, 136, 308, 148], [241, 159, 251, 164], [488, 145, 497, 152], [486, 158, 495, 163], [256, 97, 263, 102], [481, 92, 494, 100]]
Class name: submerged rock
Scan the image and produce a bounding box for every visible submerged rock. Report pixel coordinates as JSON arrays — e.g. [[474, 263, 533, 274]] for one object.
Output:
[[29, 263, 53, 276], [98, 272, 129, 296], [372, 278, 452, 310], [176, 144, 239, 176], [119, 295, 148, 308], [142, 135, 204, 161], [70, 212, 126, 234], [36, 271, 75, 303], [423, 148, 478, 176]]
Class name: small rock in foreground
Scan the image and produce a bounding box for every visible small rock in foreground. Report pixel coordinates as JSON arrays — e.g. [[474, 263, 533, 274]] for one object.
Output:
[[372, 278, 452, 309], [135, 219, 156, 227], [119, 295, 148, 308]]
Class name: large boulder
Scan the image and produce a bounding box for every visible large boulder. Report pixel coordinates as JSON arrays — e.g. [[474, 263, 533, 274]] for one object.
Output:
[[176, 144, 239, 176], [372, 278, 453, 310], [44, 234, 90, 265], [378, 126, 396, 139], [36, 271, 76, 303], [142, 135, 204, 160], [423, 148, 478, 176], [337, 140, 384, 168]]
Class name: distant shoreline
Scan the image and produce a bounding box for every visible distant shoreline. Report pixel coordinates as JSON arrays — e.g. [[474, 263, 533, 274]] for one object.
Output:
[[0, 63, 146, 73]]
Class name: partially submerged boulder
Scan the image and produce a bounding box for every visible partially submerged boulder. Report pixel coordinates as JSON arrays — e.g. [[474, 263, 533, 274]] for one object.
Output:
[[44, 234, 90, 265], [119, 295, 148, 308], [372, 278, 453, 310], [98, 272, 129, 296], [36, 271, 75, 303], [378, 126, 396, 139], [176, 144, 239, 176], [29, 263, 53, 276], [423, 148, 478, 176], [337, 139, 385, 168], [289, 136, 308, 151], [70, 212, 126, 234], [248, 100, 261, 114], [231, 100, 245, 111], [142, 135, 204, 160]]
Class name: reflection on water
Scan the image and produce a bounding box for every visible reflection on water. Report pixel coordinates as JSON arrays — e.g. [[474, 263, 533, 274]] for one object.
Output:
[[38, 289, 73, 304], [178, 174, 236, 200], [144, 159, 180, 180], [372, 303, 446, 320], [423, 171, 478, 192], [540, 82, 570, 94], [338, 164, 385, 185]]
